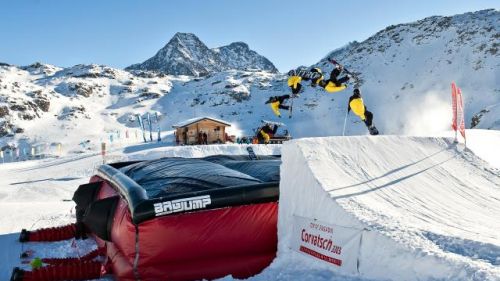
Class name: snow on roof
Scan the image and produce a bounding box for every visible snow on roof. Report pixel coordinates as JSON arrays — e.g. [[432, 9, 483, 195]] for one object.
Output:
[[172, 116, 232, 128]]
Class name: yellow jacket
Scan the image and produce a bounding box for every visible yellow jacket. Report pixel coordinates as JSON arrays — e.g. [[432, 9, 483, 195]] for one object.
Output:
[[270, 102, 281, 117], [260, 130, 270, 143], [287, 76, 302, 90], [349, 98, 366, 120]]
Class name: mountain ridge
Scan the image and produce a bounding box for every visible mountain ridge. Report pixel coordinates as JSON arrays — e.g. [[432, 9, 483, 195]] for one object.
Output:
[[126, 32, 278, 76]]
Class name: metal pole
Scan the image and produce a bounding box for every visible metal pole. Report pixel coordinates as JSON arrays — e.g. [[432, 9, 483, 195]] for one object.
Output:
[[342, 111, 349, 136]]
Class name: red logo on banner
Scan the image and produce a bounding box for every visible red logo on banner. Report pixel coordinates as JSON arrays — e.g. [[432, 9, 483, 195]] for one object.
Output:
[[299, 245, 342, 266], [291, 215, 363, 274]]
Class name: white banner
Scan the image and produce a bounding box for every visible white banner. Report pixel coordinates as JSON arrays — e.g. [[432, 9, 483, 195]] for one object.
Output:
[[291, 215, 363, 274]]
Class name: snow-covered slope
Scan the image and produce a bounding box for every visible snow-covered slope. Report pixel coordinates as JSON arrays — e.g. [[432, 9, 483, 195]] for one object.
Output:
[[126, 32, 278, 76], [0, 62, 176, 155], [1, 10, 499, 157], [0, 62, 286, 156], [277, 135, 500, 281], [314, 9, 499, 133]]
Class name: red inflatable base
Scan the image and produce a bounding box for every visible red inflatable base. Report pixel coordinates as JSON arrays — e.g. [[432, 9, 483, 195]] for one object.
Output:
[[91, 176, 278, 281]]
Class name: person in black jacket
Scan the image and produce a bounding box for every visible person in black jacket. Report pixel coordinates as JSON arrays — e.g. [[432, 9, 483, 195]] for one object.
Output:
[[202, 132, 208, 145], [320, 64, 351, 88], [257, 124, 278, 144], [348, 88, 378, 135], [265, 95, 291, 117]]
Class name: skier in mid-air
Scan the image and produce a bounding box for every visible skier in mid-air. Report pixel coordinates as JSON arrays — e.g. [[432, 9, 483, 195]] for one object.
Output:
[[309, 67, 324, 87], [286, 59, 353, 94], [347, 88, 379, 135], [287, 70, 303, 96], [318, 60, 352, 92], [265, 95, 292, 118], [257, 123, 278, 144]]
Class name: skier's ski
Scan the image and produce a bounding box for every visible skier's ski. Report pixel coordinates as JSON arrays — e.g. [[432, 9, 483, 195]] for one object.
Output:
[[261, 120, 285, 126], [295, 68, 322, 80], [246, 146, 258, 160], [136, 114, 147, 142], [147, 113, 153, 142], [154, 112, 161, 142]]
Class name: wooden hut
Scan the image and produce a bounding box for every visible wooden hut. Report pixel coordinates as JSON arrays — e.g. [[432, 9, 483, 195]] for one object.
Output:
[[172, 117, 232, 145]]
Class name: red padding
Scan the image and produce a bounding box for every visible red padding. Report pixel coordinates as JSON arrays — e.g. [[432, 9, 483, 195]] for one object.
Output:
[[25, 224, 77, 242], [91, 176, 279, 281], [20, 261, 102, 281]]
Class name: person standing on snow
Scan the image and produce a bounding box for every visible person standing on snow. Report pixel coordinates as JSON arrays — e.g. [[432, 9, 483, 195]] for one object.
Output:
[[198, 132, 203, 145], [347, 88, 376, 132], [265, 95, 291, 118], [202, 132, 208, 145]]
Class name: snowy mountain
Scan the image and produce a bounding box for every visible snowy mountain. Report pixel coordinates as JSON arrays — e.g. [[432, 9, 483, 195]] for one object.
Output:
[[0, 9, 499, 156], [0, 62, 174, 153], [126, 32, 278, 76], [313, 9, 499, 133]]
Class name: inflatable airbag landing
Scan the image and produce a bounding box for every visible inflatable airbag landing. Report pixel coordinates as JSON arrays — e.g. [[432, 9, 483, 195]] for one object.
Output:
[[75, 155, 281, 281]]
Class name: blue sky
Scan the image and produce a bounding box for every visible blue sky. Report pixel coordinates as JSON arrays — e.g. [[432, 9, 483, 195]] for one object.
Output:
[[0, 0, 497, 72]]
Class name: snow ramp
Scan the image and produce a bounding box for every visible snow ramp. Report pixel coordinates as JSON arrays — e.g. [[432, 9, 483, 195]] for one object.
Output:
[[278, 136, 500, 281]]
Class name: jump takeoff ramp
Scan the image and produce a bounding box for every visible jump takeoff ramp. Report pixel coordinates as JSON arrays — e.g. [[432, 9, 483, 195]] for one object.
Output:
[[278, 136, 500, 281]]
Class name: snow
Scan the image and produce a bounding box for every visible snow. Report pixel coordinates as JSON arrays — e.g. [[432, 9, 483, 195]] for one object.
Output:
[[465, 132, 500, 168], [1, 131, 499, 281], [276, 134, 500, 281], [0, 8, 498, 281], [172, 116, 232, 128]]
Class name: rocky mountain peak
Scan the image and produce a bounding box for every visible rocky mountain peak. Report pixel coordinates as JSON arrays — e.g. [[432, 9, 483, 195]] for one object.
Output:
[[225, 42, 250, 50], [126, 33, 278, 76], [171, 32, 201, 43]]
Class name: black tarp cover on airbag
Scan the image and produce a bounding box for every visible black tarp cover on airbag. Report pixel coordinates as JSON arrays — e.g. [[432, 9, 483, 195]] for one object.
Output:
[[119, 156, 280, 198]]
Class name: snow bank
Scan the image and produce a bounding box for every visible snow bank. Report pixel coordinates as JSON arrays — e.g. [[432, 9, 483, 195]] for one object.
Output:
[[278, 136, 500, 281], [125, 143, 281, 160], [462, 129, 500, 169]]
